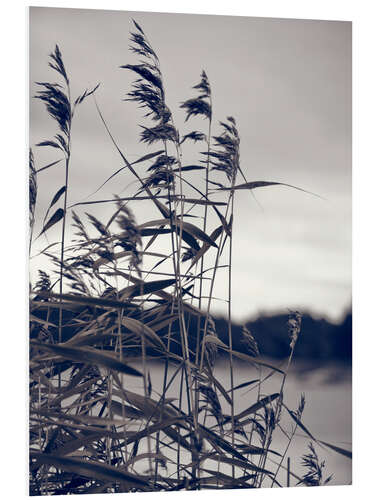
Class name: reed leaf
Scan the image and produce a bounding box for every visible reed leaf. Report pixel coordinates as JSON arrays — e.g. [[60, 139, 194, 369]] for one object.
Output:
[[217, 180, 323, 199], [121, 317, 166, 351], [236, 393, 280, 421], [30, 452, 150, 489], [139, 218, 218, 248], [318, 440, 352, 460], [31, 341, 143, 376], [37, 208, 64, 237]]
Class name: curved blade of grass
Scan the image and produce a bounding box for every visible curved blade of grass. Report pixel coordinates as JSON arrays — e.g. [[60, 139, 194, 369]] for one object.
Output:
[[30, 241, 60, 259], [198, 423, 252, 463], [199, 468, 252, 487], [131, 149, 164, 165], [50, 432, 107, 457], [173, 165, 205, 172], [64, 333, 118, 347], [185, 225, 223, 273], [170, 196, 226, 207], [107, 409, 186, 448], [31, 291, 129, 310], [223, 348, 285, 374], [231, 379, 260, 392], [207, 337, 285, 374], [37, 208, 64, 237], [43, 186, 66, 226], [93, 96, 170, 219], [70, 195, 165, 209], [140, 225, 200, 252], [122, 316, 166, 351], [162, 426, 192, 453], [147, 314, 179, 332], [31, 341, 143, 376], [140, 227, 172, 237], [236, 393, 280, 421], [93, 249, 166, 269], [202, 363, 232, 406], [113, 387, 186, 427], [36, 158, 63, 173], [139, 218, 218, 248], [30, 452, 149, 488], [217, 180, 324, 199], [121, 278, 176, 298], [173, 170, 228, 227], [282, 403, 317, 441], [237, 443, 281, 457], [35, 279, 175, 306], [318, 440, 352, 459], [51, 377, 102, 403]]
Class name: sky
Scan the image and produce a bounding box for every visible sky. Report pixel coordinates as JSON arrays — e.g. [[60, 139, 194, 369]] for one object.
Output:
[[29, 7, 351, 323]]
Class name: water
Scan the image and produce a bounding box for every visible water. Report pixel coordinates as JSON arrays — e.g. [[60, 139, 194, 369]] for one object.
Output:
[[123, 358, 352, 487]]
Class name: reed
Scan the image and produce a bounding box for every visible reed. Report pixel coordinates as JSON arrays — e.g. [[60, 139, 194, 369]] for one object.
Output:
[[29, 20, 348, 495]]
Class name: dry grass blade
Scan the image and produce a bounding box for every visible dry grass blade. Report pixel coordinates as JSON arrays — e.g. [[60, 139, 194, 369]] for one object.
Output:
[[236, 393, 280, 421], [198, 424, 251, 462], [231, 380, 259, 392], [199, 469, 249, 487], [34, 408, 130, 429], [147, 314, 179, 332], [223, 348, 285, 374], [282, 402, 317, 441], [121, 316, 166, 351], [43, 186, 66, 226], [131, 149, 165, 165], [169, 196, 226, 207], [318, 440, 352, 460], [93, 250, 166, 269], [34, 278, 176, 306], [139, 218, 218, 248], [31, 341, 143, 376], [31, 291, 135, 310], [36, 158, 64, 173], [37, 208, 64, 237], [120, 278, 176, 298], [173, 165, 205, 172], [124, 419, 188, 447], [186, 225, 224, 271], [30, 452, 150, 489], [217, 180, 324, 199], [202, 364, 233, 405]]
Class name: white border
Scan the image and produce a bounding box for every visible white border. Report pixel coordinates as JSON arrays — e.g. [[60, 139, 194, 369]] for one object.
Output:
[[1, 1, 373, 499]]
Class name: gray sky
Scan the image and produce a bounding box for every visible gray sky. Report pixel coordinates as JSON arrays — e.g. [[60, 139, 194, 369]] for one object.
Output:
[[29, 7, 351, 322]]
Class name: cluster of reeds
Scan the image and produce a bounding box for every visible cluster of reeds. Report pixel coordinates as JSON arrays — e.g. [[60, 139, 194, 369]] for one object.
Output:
[[29, 20, 348, 495]]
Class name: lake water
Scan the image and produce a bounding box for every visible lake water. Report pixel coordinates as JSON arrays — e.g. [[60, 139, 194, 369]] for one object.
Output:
[[123, 358, 352, 488]]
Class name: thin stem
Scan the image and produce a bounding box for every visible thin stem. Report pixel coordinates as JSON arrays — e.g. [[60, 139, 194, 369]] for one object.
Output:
[[271, 421, 298, 487], [58, 152, 71, 345], [257, 345, 296, 487], [57, 82, 72, 389], [194, 94, 212, 485], [227, 190, 235, 479]]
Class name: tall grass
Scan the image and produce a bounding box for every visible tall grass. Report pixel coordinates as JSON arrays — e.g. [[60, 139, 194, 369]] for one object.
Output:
[[29, 20, 348, 495]]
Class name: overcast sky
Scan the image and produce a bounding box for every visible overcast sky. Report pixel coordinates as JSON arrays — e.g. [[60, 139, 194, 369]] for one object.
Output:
[[29, 7, 351, 323]]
